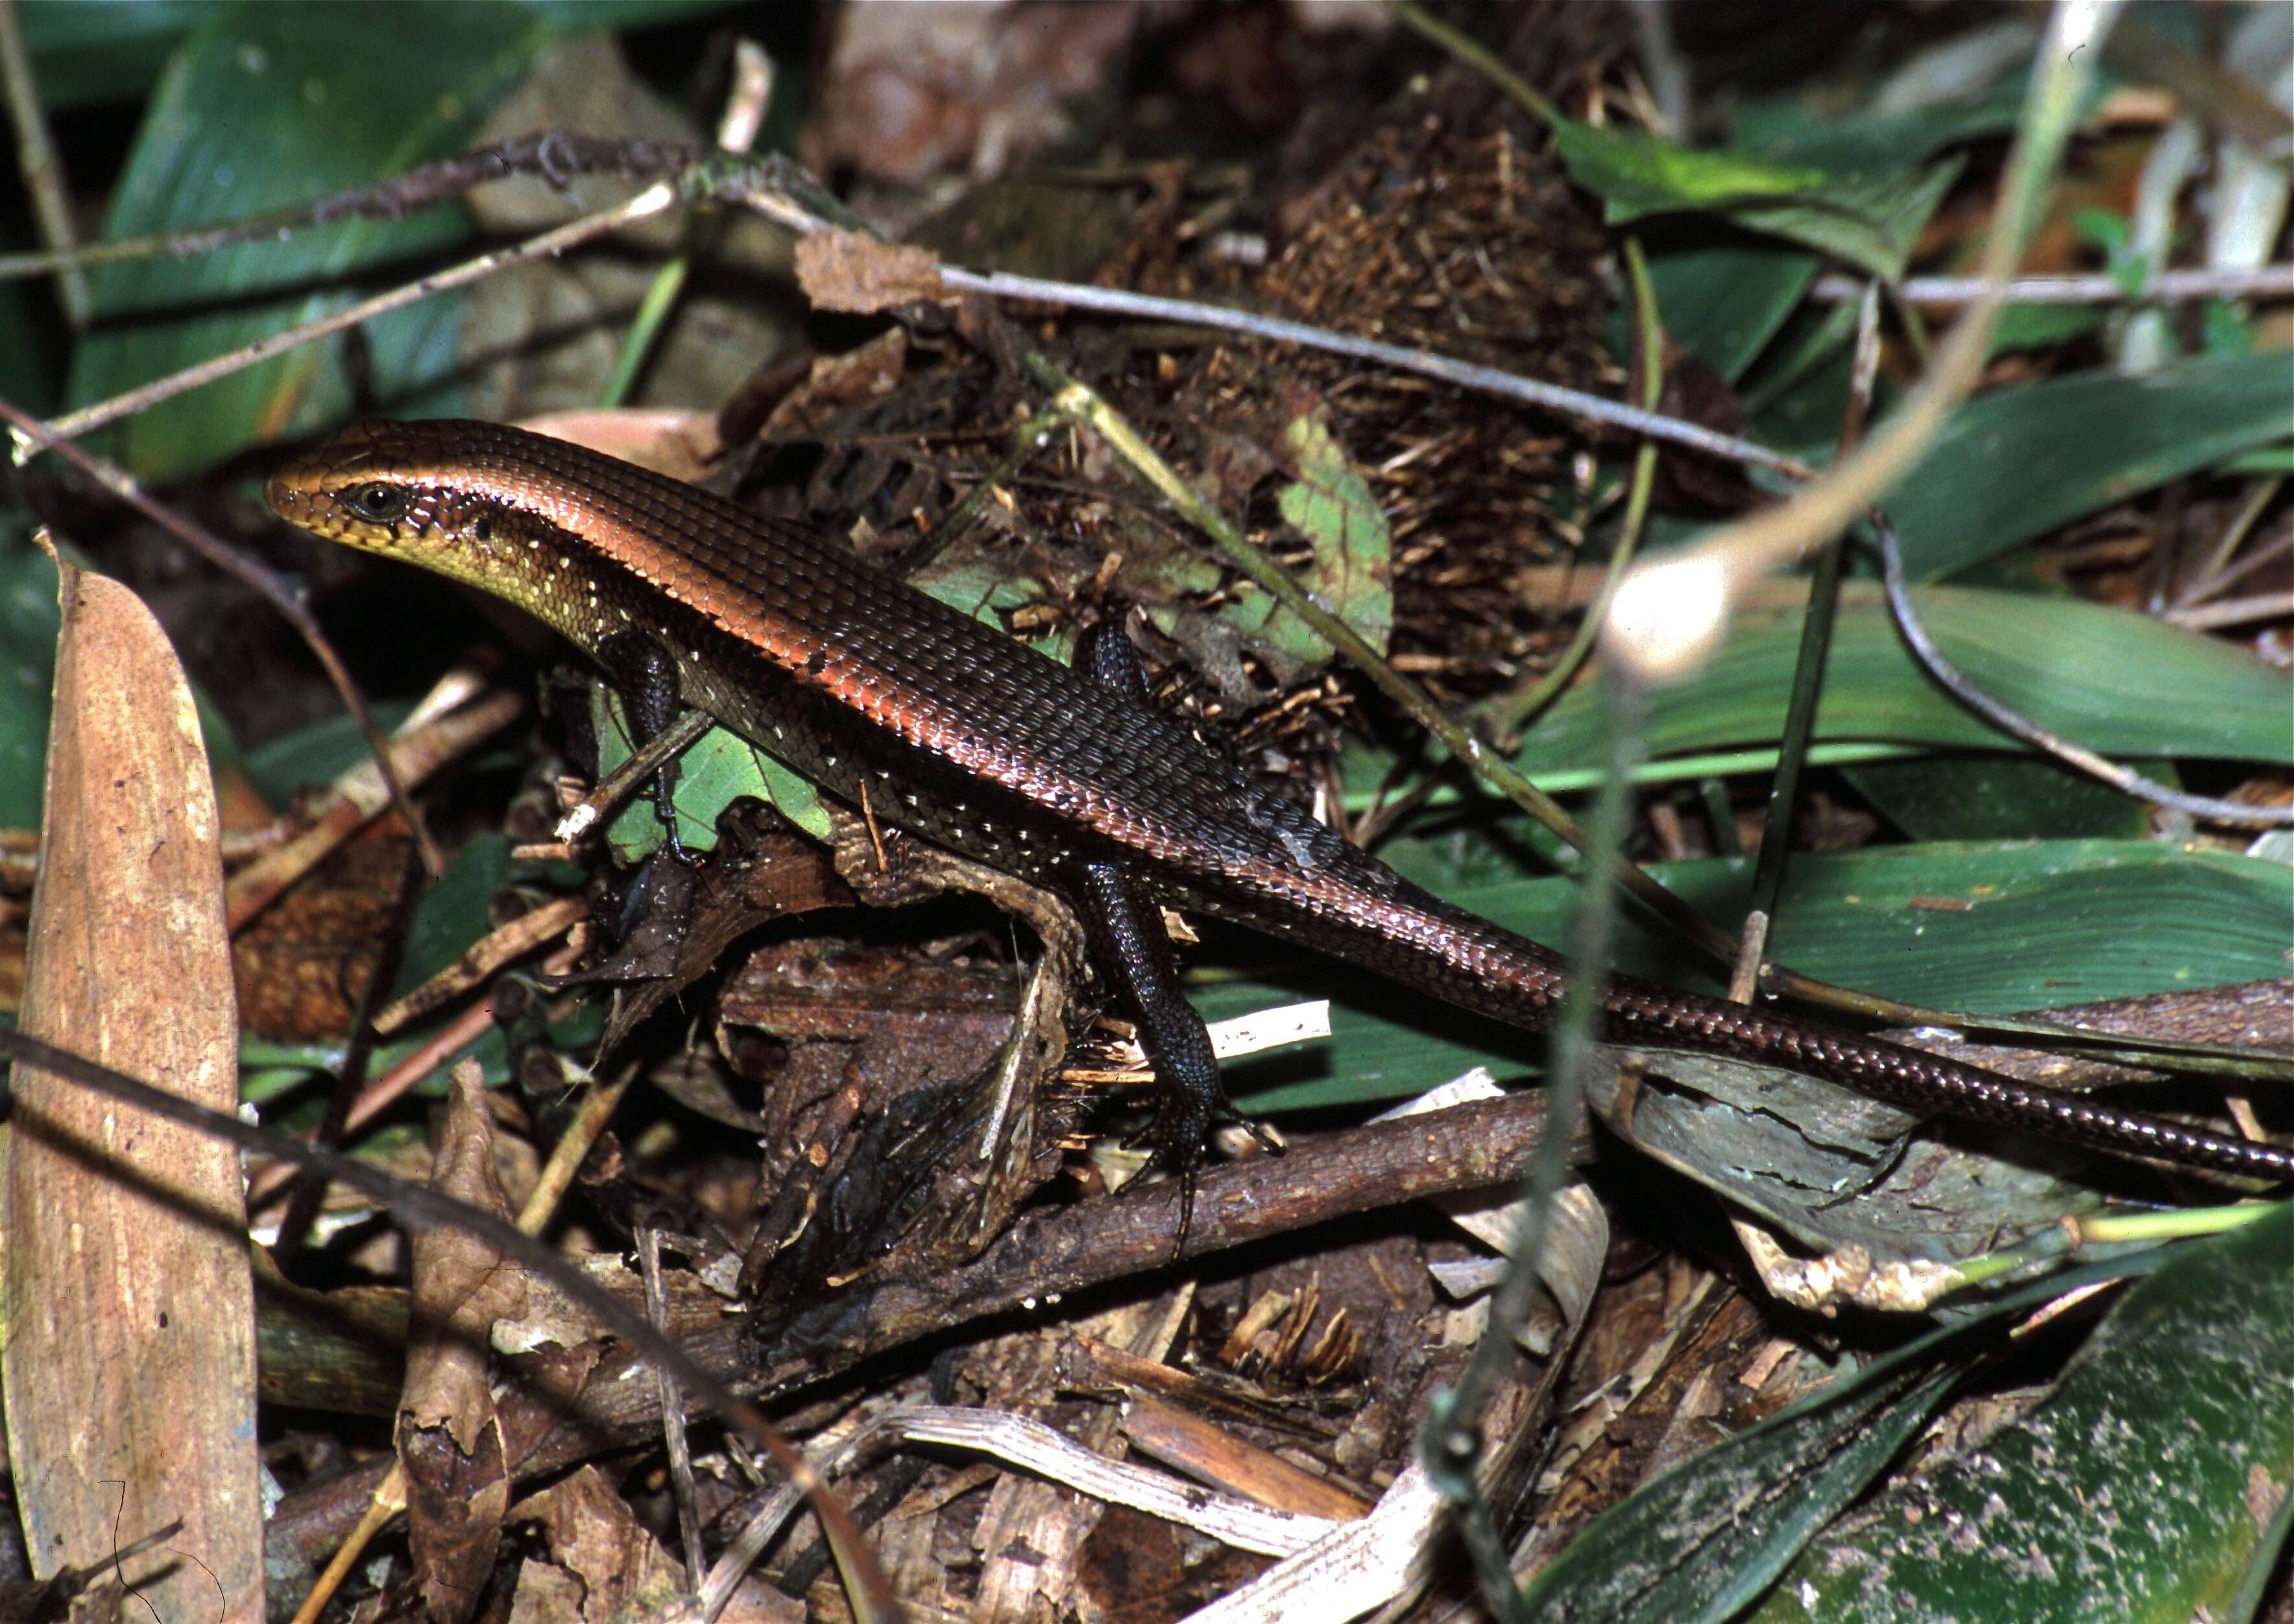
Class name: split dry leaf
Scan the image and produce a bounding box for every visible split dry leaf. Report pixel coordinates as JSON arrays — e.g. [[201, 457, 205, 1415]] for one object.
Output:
[[1, 551, 261, 1623], [795, 228, 949, 315], [507, 1464, 687, 1624], [398, 1062, 527, 1624]]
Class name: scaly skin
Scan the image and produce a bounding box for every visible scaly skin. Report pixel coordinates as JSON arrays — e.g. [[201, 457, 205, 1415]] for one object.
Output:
[[266, 418, 2293, 1182]]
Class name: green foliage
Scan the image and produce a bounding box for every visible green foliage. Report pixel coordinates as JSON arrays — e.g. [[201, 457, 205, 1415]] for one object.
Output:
[[1553, 118, 1961, 282], [1207, 839, 2293, 1114], [1750, 1207, 2294, 1622], [64, 2, 556, 478], [1515, 582, 2291, 774]]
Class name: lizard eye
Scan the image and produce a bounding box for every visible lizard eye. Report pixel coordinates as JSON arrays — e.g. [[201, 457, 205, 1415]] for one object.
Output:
[[342, 481, 409, 524]]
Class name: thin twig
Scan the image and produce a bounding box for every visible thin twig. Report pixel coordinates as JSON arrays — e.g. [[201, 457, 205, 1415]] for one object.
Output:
[[884, 409, 1063, 579], [1427, 675, 1643, 1624], [1490, 236, 1664, 741], [36, 182, 681, 445], [1812, 262, 2294, 307], [640, 1226, 710, 1593], [2171, 483, 2286, 610], [0, 0, 88, 325], [944, 265, 1815, 482], [2162, 591, 2294, 632], [0, 1025, 900, 1620], [599, 45, 773, 409], [1384, 0, 1562, 126], [1, 400, 445, 875], [1876, 512, 2294, 828], [0, 130, 703, 281], [1743, 283, 1884, 972]]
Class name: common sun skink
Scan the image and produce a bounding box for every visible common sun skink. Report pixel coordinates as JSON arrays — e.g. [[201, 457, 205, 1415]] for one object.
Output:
[[266, 418, 2293, 1185]]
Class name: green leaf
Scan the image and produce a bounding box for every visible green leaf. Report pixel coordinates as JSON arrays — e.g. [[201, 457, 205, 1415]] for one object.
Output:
[[241, 704, 418, 807], [1723, 158, 1961, 284], [1552, 119, 1960, 280], [1521, 1356, 1962, 1623], [1554, 119, 1831, 211], [2071, 205, 2131, 257], [1636, 227, 1819, 384], [0, 526, 62, 830], [395, 833, 511, 997], [1985, 301, 2107, 357], [1519, 1240, 2197, 1624], [1843, 754, 2149, 842], [1126, 410, 1393, 675], [592, 690, 833, 863], [66, 1, 558, 479], [1733, 71, 2038, 174], [1517, 582, 2291, 775], [16, 0, 213, 109], [909, 551, 1052, 632], [19, 0, 745, 109], [1753, 1206, 2294, 1623], [2221, 445, 2294, 475], [1268, 411, 1394, 658], [1874, 350, 2294, 580], [2199, 297, 2255, 359], [1208, 839, 2292, 1114]]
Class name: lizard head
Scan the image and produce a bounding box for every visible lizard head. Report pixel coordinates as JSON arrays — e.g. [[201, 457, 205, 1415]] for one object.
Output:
[[265, 418, 511, 562]]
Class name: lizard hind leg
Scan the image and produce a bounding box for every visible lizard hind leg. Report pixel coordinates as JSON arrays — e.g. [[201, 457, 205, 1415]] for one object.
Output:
[[1069, 619, 1280, 1255], [1074, 857, 1242, 1256]]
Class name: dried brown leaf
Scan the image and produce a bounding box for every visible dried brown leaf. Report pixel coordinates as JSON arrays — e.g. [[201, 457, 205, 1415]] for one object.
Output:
[[399, 1062, 525, 1623], [795, 228, 947, 315], [509, 1465, 685, 1623], [758, 328, 910, 440], [3, 555, 261, 1622]]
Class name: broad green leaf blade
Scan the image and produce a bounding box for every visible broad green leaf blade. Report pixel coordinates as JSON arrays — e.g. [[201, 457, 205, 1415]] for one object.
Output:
[[1552, 119, 1959, 280], [591, 691, 832, 862], [396, 833, 511, 998], [241, 705, 418, 809], [1517, 1243, 2191, 1624], [1843, 754, 2149, 842], [1876, 351, 2294, 580], [1752, 1205, 2294, 1623], [1734, 69, 2036, 173], [16, 0, 212, 110], [1131, 407, 1394, 669], [66, 1, 557, 479], [1521, 1363, 1962, 1623], [1515, 582, 2291, 775], [1637, 228, 1818, 384], [16, 0, 743, 111], [1554, 119, 1831, 211], [1268, 411, 1394, 658], [0, 529, 62, 830], [1723, 157, 1961, 284], [1209, 840, 2292, 1114], [910, 551, 1052, 630]]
